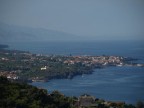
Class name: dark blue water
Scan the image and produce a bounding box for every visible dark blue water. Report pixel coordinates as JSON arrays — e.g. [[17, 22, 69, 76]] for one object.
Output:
[[32, 67, 144, 104], [5, 40, 144, 104]]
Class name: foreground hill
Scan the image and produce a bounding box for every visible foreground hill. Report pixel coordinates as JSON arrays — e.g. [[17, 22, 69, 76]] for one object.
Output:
[[0, 76, 139, 108], [0, 76, 72, 108]]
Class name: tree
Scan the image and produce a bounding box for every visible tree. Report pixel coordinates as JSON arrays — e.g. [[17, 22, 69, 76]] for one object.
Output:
[[136, 101, 144, 108]]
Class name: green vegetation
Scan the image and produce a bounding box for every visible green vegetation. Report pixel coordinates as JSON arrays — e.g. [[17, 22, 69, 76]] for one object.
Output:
[[1, 47, 143, 82], [0, 76, 138, 108], [0, 76, 72, 108], [0, 49, 96, 81], [0, 45, 143, 108]]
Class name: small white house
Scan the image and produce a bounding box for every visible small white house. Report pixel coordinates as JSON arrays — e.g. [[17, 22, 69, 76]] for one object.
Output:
[[41, 66, 47, 70]]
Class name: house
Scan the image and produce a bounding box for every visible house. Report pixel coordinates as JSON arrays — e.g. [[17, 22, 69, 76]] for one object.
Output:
[[78, 94, 97, 108], [41, 66, 47, 70]]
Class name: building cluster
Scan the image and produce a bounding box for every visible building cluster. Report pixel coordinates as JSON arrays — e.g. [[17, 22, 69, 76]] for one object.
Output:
[[0, 71, 19, 80], [0, 49, 143, 82], [63, 55, 124, 66]]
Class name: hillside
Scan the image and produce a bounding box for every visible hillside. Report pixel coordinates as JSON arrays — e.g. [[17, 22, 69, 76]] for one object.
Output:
[[0, 76, 138, 108], [0, 76, 73, 108]]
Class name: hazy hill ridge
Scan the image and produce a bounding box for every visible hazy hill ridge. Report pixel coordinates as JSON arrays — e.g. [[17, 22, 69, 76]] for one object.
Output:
[[0, 23, 80, 42]]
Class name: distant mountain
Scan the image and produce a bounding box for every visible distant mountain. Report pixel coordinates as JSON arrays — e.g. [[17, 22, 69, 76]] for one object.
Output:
[[0, 23, 80, 42], [0, 44, 9, 49]]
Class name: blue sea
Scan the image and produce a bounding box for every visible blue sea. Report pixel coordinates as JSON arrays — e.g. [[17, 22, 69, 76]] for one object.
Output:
[[5, 40, 144, 104]]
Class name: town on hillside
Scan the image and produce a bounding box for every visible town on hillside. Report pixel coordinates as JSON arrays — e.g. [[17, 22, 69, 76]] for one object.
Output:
[[0, 46, 144, 82]]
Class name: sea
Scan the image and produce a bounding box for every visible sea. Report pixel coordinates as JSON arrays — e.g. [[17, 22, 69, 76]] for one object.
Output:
[[5, 40, 144, 104]]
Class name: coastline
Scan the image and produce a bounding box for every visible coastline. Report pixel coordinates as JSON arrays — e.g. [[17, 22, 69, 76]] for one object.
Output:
[[31, 66, 144, 105], [1, 44, 144, 105], [0, 44, 144, 83]]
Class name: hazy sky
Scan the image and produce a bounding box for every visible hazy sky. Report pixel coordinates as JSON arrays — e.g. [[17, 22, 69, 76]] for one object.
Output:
[[0, 0, 144, 40]]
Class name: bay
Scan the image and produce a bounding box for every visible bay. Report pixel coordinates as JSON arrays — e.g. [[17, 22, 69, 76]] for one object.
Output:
[[32, 66, 144, 104], [5, 40, 144, 104]]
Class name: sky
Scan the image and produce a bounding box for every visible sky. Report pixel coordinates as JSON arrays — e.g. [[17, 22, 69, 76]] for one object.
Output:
[[0, 0, 144, 40]]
